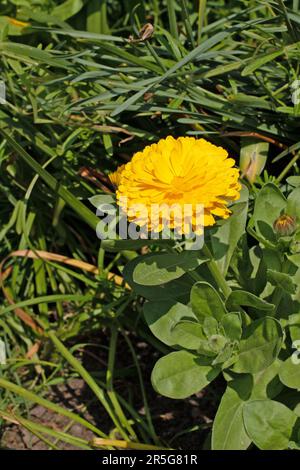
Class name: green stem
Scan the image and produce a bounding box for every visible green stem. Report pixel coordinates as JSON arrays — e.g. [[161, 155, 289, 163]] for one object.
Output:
[[272, 258, 289, 316], [48, 330, 128, 440], [180, 0, 196, 48], [202, 244, 232, 298], [0, 410, 91, 450], [272, 286, 283, 316], [121, 329, 159, 446], [98, 246, 105, 270], [276, 151, 300, 184], [0, 128, 100, 230], [0, 377, 106, 438], [146, 42, 167, 73], [107, 327, 137, 440]]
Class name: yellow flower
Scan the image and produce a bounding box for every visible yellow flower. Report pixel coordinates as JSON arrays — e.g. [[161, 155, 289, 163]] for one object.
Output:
[[109, 136, 241, 234], [109, 164, 126, 187]]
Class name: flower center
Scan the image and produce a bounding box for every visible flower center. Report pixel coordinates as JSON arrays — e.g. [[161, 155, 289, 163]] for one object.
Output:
[[170, 175, 186, 194]]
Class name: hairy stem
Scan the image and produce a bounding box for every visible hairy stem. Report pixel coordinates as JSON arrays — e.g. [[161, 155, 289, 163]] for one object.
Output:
[[202, 244, 232, 298]]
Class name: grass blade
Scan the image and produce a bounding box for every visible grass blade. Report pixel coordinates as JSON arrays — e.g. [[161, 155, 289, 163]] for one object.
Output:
[[0, 377, 106, 437], [167, 0, 178, 39], [0, 128, 100, 231]]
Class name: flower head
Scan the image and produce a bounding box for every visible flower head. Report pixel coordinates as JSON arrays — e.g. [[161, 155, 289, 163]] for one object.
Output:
[[273, 214, 296, 237], [108, 164, 126, 188], [109, 136, 241, 234]]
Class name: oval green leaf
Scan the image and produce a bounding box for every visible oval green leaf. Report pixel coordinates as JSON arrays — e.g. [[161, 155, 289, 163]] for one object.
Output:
[[143, 301, 196, 346], [233, 317, 283, 373], [226, 290, 275, 313], [279, 357, 300, 390], [151, 351, 220, 399], [243, 400, 297, 450], [190, 281, 227, 322], [133, 251, 208, 286]]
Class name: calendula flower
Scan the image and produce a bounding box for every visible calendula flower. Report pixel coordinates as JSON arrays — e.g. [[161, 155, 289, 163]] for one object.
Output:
[[273, 214, 296, 237], [109, 136, 241, 234], [109, 164, 126, 188]]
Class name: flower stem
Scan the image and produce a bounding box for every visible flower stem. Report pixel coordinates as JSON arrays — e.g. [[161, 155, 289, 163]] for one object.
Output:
[[202, 244, 232, 299], [276, 151, 300, 184]]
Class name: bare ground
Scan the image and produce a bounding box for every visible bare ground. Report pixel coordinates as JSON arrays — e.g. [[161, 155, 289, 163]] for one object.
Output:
[[1, 331, 223, 450]]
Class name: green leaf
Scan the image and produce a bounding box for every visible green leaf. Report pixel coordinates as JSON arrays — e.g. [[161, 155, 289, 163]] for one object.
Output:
[[251, 360, 283, 400], [133, 251, 208, 286], [0, 42, 71, 69], [212, 342, 237, 367], [203, 316, 219, 337], [233, 317, 283, 373], [211, 199, 248, 275], [238, 245, 267, 296], [190, 281, 227, 322], [170, 321, 205, 350], [197, 340, 218, 358], [267, 269, 297, 294], [252, 183, 287, 241], [0, 294, 93, 317], [166, 0, 178, 39], [240, 138, 268, 183], [123, 256, 193, 303], [0, 129, 100, 231], [0, 16, 29, 36], [151, 351, 220, 399], [89, 194, 115, 210], [226, 290, 275, 313], [35, 28, 124, 43], [0, 377, 103, 439], [48, 331, 117, 431], [111, 31, 229, 116], [221, 313, 242, 340], [143, 301, 196, 346], [287, 176, 300, 187], [243, 400, 297, 450], [208, 334, 228, 353], [229, 93, 273, 110], [52, 0, 84, 21], [288, 253, 300, 269], [279, 357, 300, 390], [287, 187, 300, 220], [288, 312, 300, 342], [212, 375, 253, 450], [213, 360, 282, 450], [262, 247, 282, 271], [202, 61, 242, 79], [87, 0, 110, 34], [242, 49, 285, 76], [0, 339, 6, 365]]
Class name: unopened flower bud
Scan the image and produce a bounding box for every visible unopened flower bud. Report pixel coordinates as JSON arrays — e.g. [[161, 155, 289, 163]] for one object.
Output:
[[273, 214, 296, 236]]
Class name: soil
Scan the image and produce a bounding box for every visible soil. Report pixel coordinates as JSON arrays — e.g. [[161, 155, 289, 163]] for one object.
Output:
[[0, 330, 224, 450]]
